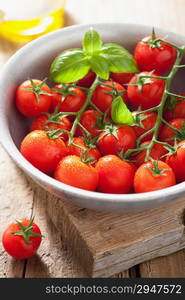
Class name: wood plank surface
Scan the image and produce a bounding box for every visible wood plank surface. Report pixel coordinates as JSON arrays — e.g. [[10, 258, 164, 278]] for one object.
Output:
[[0, 0, 185, 278], [47, 196, 185, 277], [0, 148, 33, 278], [140, 250, 185, 278]]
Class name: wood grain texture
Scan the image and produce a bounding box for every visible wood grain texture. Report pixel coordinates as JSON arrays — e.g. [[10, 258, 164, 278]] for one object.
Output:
[[65, 0, 185, 35], [47, 196, 185, 277], [0, 147, 33, 278], [1, 0, 185, 278], [140, 250, 185, 278], [24, 179, 86, 278]]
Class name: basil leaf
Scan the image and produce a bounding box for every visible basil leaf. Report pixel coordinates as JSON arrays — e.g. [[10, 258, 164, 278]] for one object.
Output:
[[89, 54, 109, 80], [102, 43, 139, 73], [50, 48, 90, 83], [83, 28, 102, 55], [111, 96, 134, 125]]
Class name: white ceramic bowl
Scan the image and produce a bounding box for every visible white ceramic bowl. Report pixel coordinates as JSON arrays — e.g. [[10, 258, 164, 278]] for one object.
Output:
[[0, 23, 185, 212]]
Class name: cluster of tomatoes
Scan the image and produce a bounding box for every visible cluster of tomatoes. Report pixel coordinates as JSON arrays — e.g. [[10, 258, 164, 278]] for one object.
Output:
[[16, 33, 185, 194]]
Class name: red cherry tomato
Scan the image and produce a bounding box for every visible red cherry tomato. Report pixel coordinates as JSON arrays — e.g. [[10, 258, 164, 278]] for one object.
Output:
[[110, 72, 135, 85], [54, 155, 98, 191], [165, 140, 185, 182], [134, 160, 176, 193], [97, 125, 136, 156], [51, 85, 86, 113], [75, 109, 109, 137], [68, 137, 101, 164], [164, 94, 185, 121], [95, 155, 135, 193], [132, 111, 161, 142], [133, 141, 167, 167], [50, 84, 63, 112], [127, 72, 165, 109], [2, 219, 42, 259], [77, 70, 96, 88], [20, 130, 68, 174], [159, 118, 185, 145], [16, 79, 52, 117], [91, 80, 128, 113], [75, 110, 101, 137], [30, 115, 71, 141], [134, 35, 177, 75]]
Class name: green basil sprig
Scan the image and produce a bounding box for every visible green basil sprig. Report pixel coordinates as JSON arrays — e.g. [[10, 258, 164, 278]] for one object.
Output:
[[111, 96, 134, 125], [50, 28, 139, 83]]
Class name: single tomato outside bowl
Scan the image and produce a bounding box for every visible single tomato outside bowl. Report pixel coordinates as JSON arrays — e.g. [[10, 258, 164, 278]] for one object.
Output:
[[0, 23, 185, 212]]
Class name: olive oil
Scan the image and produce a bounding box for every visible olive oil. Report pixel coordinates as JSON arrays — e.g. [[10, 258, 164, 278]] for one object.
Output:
[[0, 0, 65, 42]]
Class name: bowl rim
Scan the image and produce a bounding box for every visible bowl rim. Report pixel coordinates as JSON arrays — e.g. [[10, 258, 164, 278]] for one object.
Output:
[[1, 22, 185, 205]]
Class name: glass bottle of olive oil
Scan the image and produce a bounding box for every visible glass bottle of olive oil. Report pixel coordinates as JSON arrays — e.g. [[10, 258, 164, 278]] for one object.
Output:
[[0, 0, 65, 42]]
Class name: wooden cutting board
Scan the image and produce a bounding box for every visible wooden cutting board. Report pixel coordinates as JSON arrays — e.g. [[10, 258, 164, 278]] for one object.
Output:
[[1, 0, 185, 278], [45, 192, 185, 278]]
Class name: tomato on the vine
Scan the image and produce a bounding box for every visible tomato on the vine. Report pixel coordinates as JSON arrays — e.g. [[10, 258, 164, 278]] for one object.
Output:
[[77, 70, 96, 88], [91, 80, 128, 113], [132, 111, 161, 142], [30, 114, 71, 141], [20, 130, 68, 174], [95, 155, 135, 193], [133, 141, 167, 167], [134, 160, 176, 193], [165, 140, 185, 182], [110, 72, 135, 85], [16, 79, 52, 117], [164, 94, 185, 121], [75, 110, 108, 138], [68, 137, 101, 163], [134, 35, 177, 75], [127, 72, 165, 109], [54, 155, 99, 191], [159, 118, 185, 145], [97, 125, 136, 156], [51, 85, 86, 113], [2, 218, 42, 259]]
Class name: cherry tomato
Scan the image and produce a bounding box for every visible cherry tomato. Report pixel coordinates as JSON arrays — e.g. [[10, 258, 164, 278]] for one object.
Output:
[[91, 80, 128, 113], [133, 141, 167, 167], [50, 84, 63, 112], [164, 94, 185, 121], [165, 140, 185, 182], [95, 155, 135, 193], [30, 115, 71, 141], [16, 79, 52, 117], [77, 70, 96, 88], [134, 160, 176, 193], [127, 72, 165, 109], [68, 137, 101, 163], [75, 109, 109, 137], [110, 72, 135, 85], [159, 118, 185, 145], [20, 130, 68, 174], [97, 125, 136, 156], [2, 218, 42, 259], [132, 111, 161, 142], [134, 35, 177, 75], [51, 85, 86, 113], [54, 155, 98, 191]]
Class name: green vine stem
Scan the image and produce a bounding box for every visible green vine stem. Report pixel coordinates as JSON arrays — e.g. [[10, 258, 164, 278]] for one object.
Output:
[[145, 43, 185, 160], [124, 41, 185, 161], [48, 38, 185, 164], [68, 77, 100, 145]]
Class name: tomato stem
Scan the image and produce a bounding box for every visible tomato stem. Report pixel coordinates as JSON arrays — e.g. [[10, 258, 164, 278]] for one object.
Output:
[[68, 77, 100, 145], [124, 42, 185, 161], [145, 45, 185, 160], [12, 218, 42, 245]]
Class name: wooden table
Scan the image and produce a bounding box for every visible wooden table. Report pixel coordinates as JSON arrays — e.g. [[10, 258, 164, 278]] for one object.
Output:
[[0, 0, 185, 278]]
